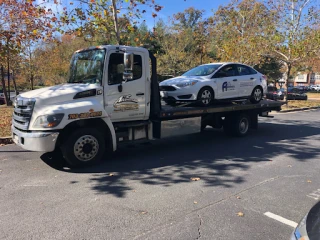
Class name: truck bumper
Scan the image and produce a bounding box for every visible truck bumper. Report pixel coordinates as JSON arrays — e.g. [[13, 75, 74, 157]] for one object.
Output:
[[11, 125, 59, 152]]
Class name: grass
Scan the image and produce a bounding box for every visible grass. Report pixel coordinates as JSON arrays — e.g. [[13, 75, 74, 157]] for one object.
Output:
[[0, 106, 13, 138], [281, 100, 320, 111], [307, 92, 320, 99]]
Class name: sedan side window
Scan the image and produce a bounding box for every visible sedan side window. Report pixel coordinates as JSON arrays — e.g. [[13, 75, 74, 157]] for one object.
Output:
[[214, 65, 236, 78], [237, 65, 257, 76]]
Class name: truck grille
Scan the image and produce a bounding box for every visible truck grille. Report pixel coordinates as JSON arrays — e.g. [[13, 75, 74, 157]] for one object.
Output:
[[12, 96, 35, 131]]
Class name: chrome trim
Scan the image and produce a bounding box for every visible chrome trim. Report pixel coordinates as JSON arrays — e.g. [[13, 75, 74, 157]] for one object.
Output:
[[12, 96, 35, 131], [13, 108, 33, 114], [12, 112, 30, 122], [12, 121, 29, 130]]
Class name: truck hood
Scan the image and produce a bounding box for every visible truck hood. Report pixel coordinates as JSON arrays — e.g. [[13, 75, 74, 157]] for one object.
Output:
[[20, 83, 100, 105], [160, 76, 209, 86]]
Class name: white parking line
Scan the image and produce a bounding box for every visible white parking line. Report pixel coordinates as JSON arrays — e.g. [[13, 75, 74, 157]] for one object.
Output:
[[264, 212, 298, 228]]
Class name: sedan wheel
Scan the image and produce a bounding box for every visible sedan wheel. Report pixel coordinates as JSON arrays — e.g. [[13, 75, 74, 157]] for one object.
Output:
[[250, 87, 263, 104], [198, 87, 214, 106]]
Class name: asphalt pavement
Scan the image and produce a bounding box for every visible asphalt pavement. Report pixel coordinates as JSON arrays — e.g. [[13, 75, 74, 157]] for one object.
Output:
[[1, 109, 320, 240]]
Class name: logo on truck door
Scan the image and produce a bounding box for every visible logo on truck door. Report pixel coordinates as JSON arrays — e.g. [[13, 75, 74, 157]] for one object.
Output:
[[113, 94, 139, 112]]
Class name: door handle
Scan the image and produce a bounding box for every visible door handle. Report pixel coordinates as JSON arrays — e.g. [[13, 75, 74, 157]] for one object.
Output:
[[233, 79, 238, 81], [136, 92, 144, 96], [250, 78, 255, 80]]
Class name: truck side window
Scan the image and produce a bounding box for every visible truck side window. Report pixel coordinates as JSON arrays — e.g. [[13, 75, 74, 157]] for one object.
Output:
[[108, 53, 143, 85]]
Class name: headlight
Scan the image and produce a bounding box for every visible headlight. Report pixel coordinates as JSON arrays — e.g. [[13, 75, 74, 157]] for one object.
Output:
[[176, 81, 198, 88], [33, 113, 64, 128]]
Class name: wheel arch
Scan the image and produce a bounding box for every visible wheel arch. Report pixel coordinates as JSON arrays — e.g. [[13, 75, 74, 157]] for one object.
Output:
[[198, 85, 215, 97], [57, 117, 116, 152]]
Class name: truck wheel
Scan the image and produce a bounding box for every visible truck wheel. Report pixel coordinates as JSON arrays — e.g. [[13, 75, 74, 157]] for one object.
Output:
[[61, 128, 106, 167], [224, 114, 250, 137], [197, 87, 214, 106], [250, 86, 263, 103]]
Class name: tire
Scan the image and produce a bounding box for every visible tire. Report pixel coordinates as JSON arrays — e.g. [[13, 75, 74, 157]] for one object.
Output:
[[197, 87, 214, 107], [224, 114, 250, 137], [250, 86, 263, 104], [61, 128, 106, 167]]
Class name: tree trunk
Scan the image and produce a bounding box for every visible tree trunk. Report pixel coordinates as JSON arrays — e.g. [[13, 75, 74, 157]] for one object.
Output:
[[111, 0, 121, 45], [30, 74, 34, 90], [0, 65, 10, 106], [12, 70, 18, 96], [286, 63, 292, 106]]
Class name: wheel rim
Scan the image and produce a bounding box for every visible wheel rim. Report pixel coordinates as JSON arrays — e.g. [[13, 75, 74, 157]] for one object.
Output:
[[74, 135, 99, 162], [254, 88, 262, 101], [239, 118, 249, 134], [201, 90, 212, 105]]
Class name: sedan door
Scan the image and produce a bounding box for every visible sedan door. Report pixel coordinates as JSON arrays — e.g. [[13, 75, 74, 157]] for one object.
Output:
[[236, 64, 259, 97], [213, 64, 239, 99]]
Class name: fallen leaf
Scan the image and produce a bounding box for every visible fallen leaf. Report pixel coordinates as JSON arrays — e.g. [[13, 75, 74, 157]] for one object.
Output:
[[307, 180, 312, 183], [236, 196, 241, 199], [132, 190, 136, 192], [194, 201, 198, 204], [141, 211, 147, 214], [287, 165, 292, 167], [190, 177, 200, 181], [237, 212, 244, 217]]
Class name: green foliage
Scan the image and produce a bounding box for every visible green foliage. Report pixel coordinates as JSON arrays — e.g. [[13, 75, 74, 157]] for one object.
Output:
[[0, 0, 319, 90]]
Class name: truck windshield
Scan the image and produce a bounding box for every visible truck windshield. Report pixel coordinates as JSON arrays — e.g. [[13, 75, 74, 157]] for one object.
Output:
[[182, 64, 222, 77], [68, 49, 106, 84]]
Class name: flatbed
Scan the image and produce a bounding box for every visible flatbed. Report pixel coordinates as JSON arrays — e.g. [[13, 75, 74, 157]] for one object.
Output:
[[159, 100, 283, 120]]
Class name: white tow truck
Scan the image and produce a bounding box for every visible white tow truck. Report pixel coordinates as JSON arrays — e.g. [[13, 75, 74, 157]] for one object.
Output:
[[11, 45, 283, 167]]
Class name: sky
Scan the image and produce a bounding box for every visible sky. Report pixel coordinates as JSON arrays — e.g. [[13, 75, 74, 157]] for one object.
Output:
[[137, 0, 231, 29]]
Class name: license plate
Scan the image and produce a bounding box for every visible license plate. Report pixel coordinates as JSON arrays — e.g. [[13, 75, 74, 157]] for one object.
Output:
[[160, 91, 168, 97], [13, 134, 19, 144]]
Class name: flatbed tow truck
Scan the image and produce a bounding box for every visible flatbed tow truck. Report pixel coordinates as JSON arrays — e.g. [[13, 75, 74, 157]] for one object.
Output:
[[11, 45, 283, 167]]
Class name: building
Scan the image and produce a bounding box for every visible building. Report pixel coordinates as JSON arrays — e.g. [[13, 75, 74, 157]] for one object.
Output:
[[277, 72, 320, 88]]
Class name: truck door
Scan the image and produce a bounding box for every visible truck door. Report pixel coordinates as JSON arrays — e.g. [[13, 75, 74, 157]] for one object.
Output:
[[104, 51, 146, 122]]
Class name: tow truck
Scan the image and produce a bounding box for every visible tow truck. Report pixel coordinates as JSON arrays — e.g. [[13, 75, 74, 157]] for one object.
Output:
[[11, 45, 283, 167]]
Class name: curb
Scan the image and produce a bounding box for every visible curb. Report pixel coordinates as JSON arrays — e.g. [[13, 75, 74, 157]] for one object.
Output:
[[0, 137, 13, 145], [280, 106, 320, 113]]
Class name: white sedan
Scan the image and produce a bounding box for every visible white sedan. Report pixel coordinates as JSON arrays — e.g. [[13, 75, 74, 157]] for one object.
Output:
[[159, 63, 267, 106]]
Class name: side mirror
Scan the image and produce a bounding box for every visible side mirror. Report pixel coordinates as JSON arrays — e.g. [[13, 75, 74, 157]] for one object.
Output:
[[123, 52, 134, 81], [123, 71, 133, 81], [124, 52, 134, 71]]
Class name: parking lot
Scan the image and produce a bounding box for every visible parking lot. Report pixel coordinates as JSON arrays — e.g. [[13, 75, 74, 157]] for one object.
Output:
[[1, 109, 320, 240]]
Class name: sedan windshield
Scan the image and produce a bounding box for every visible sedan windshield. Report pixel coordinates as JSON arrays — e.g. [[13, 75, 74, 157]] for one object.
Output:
[[182, 64, 222, 77], [68, 49, 105, 84]]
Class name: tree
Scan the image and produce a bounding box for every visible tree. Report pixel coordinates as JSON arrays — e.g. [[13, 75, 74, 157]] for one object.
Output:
[[0, 0, 57, 96], [254, 56, 284, 85], [208, 0, 277, 66], [265, 0, 320, 101], [62, 0, 162, 45]]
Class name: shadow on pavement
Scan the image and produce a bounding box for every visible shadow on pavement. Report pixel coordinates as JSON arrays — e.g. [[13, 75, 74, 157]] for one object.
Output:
[[41, 119, 320, 198]]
